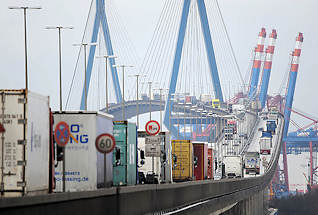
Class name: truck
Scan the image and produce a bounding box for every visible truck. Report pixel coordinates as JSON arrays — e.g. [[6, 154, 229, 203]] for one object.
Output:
[[268, 107, 279, 120], [224, 128, 234, 140], [113, 121, 137, 186], [227, 120, 237, 134], [172, 140, 193, 182], [223, 155, 243, 178], [200, 94, 212, 104], [54, 111, 114, 192], [193, 142, 208, 180], [266, 120, 277, 134], [137, 131, 172, 184], [260, 131, 272, 155], [244, 152, 260, 175], [0, 90, 53, 197], [212, 99, 220, 108]]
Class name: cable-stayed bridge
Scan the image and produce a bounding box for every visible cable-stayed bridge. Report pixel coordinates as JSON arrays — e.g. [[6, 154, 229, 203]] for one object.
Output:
[[1, 0, 310, 214]]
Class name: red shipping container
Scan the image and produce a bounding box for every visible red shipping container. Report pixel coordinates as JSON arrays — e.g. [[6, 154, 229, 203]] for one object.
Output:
[[193, 142, 208, 180], [208, 148, 214, 179]]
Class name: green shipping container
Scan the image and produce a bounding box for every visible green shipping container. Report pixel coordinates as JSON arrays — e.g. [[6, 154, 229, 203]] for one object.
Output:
[[113, 121, 137, 186]]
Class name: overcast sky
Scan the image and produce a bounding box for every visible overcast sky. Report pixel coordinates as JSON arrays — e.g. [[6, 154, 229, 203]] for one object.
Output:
[[1, 0, 317, 127]]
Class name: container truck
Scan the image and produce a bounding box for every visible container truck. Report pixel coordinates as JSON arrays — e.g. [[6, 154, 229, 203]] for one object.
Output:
[[137, 131, 172, 184], [193, 142, 208, 180], [223, 155, 243, 178], [212, 99, 220, 108], [260, 131, 272, 155], [113, 121, 137, 186], [200, 94, 212, 104], [244, 152, 260, 175], [53, 111, 114, 192], [0, 90, 52, 197], [266, 120, 277, 134], [227, 120, 237, 134], [172, 140, 193, 182]]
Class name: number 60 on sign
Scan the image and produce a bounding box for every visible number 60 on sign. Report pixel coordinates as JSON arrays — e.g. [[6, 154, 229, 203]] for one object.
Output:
[[95, 133, 116, 154]]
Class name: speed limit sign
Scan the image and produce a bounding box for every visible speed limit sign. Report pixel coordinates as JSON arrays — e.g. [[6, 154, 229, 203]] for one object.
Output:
[[95, 133, 116, 154]]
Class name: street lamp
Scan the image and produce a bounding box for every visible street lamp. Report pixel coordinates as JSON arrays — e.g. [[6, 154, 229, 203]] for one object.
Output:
[[142, 81, 159, 121], [113, 65, 134, 120], [73, 42, 98, 110], [97, 55, 117, 113], [154, 88, 169, 132], [9, 6, 42, 90], [46, 26, 73, 111], [129, 74, 146, 128]]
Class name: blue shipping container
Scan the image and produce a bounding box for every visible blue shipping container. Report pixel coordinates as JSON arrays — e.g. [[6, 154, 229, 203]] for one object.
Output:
[[261, 131, 272, 138]]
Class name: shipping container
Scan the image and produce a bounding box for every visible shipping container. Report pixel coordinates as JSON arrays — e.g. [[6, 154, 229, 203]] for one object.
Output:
[[113, 121, 137, 186], [193, 142, 208, 180], [172, 140, 193, 182], [0, 90, 51, 197], [266, 120, 277, 134], [260, 137, 272, 155], [223, 155, 243, 178], [53, 111, 114, 192], [207, 147, 214, 179], [137, 131, 172, 184]]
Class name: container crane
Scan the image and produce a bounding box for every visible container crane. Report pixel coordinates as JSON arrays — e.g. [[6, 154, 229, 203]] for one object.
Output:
[[248, 28, 266, 99], [282, 32, 304, 192], [259, 29, 277, 108]]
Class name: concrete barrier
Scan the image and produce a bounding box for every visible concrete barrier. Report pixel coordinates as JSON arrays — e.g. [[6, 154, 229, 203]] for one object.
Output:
[[0, 116, 284, 215]]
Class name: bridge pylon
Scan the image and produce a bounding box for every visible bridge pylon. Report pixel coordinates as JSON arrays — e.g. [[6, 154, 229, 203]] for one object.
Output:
[[79, 0, 122, 110], [164, 0, 224, 133]]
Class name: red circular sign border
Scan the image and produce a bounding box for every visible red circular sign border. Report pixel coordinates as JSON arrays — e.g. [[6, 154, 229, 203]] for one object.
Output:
[[54, 121, 70, 147], [95, 133, 116, 154], [145, 120, 161, 136]]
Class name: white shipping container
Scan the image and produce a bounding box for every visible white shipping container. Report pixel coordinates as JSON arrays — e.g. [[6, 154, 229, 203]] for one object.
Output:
[[53, 111, 113, 192], [223, 156, 243, 178], [137, 131, 172, 183], [260, 137, 272, 154], [0, 90, 50, 197]]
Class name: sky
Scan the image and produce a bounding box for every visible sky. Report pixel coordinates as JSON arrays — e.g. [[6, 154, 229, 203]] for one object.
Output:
[[1, 0, 317, 191], [0, 0, 317, 126]]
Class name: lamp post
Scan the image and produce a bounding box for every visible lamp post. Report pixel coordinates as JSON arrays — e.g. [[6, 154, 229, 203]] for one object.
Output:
[[9, 6, 42, 90], [97, 55, 117, 113], [129, 75, 146, 128], [73, 42, 98, 110], [46, 26, 73, 111], [190, 106, 197, 140], [142, 82, 158, 121], [113, 65, 134, 120], [154, 88, 168, 132]]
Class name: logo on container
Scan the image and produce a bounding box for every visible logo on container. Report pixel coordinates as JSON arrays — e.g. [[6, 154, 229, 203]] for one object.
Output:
[[69, 124, 88, 144]]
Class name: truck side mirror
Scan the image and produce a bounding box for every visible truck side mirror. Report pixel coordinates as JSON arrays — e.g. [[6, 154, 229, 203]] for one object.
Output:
[[162, 152, 167, 161], [194, 156, 198, 168], [208, 159, 211, 167], [56, 145, 63, 162], [140, 150, 145, 160], [115, 147, 121, 166], [173, 154, 177, 163]]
